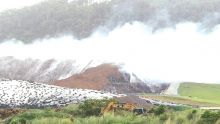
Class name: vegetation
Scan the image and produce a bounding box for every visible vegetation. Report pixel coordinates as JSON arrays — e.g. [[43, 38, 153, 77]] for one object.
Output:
[[29, 118, 73, 124], [149, 105, 166, 115], [75, 98, 116, 117], [140, 94, 220, 107], [179, 83, 220, 105], [198, 110, 220, 124], [0, 119, 3, 124], [2, 99, 220, 124], [6, 109, 73, 124], [0, 0, 220, 42]]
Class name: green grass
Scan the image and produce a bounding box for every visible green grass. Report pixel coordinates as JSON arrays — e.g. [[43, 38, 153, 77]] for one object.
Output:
[[140, 94, 219, 107], [6, 109, 73, 124], [2, 98, 220, 124], [31, 118, 73, 124], [74, 113, 150, 124], [179, 83, 220, 105], [3, 102, 220, 124], [5, 109, 204, 124]]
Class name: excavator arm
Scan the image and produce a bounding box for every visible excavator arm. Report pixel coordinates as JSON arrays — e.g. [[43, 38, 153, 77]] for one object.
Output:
[[101, 102, 115, 114]]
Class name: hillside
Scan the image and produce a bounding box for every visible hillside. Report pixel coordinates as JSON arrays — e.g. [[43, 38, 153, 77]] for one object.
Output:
[[178, 83, 220, 105], [0, 57, 79, 83], [0, 57, 168, 94], [54, 64, 168, 93], [54, 64, 126, 90]]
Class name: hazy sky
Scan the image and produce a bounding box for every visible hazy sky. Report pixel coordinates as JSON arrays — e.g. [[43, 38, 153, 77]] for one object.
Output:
[[0, 0, 45, 12]]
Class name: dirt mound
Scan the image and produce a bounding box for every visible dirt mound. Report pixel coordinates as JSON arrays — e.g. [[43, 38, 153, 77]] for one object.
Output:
[[54, 64, 128, 90], [53, 64, 155, 93]]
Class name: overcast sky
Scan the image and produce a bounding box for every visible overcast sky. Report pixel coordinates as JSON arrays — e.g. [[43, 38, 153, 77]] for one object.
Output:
[[0, 0, 45, 12]]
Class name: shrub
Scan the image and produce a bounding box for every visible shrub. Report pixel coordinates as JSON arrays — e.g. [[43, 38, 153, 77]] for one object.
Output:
[[192, 110, 197, 114], [198, 110, 220, 124], [77, 98, 117, 117], [169, 106, 188, 111], [154, 105, 166, 115]]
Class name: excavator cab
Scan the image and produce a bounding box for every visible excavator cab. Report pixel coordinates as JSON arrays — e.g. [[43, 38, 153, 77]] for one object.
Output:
[[133, 108, 146, 115]]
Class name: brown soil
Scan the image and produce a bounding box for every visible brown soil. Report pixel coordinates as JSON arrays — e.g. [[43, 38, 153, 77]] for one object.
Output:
[[53, 64, 166, 94], [53, 64, 126, 90]]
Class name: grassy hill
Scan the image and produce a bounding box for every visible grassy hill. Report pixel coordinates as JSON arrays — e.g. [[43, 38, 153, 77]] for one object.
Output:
[[141, 95, 220, 107], [178, 83, 220, 105]]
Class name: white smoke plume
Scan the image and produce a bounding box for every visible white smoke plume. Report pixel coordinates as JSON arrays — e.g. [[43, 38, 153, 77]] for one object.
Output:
[[1, 22, 220, 83]]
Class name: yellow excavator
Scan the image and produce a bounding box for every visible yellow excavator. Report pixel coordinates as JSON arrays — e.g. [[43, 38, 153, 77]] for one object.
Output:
[[101, 102, 146, 115]]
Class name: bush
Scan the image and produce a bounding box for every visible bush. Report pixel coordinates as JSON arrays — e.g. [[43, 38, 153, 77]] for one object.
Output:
[[169, 106, 188, 111], [153, 105, 166, 115], [77, 98, 117, 117], [198, 110, 220, 124], [192, 110, 197, 114]]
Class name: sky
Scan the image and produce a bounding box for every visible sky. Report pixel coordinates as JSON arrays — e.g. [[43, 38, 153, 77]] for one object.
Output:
[[0, 0, 45, 12]]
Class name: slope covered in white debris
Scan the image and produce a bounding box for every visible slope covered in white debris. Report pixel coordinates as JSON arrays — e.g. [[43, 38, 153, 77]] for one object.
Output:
[[0, 79, 116, 108]]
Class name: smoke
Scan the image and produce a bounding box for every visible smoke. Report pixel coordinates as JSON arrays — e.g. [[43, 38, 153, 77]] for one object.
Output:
[[1, 21, 220, 83]]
